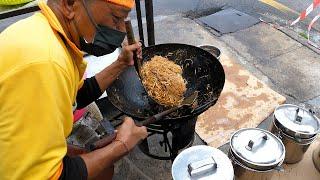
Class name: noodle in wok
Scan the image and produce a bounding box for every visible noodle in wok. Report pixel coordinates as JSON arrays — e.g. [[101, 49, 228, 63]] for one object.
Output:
[[141, 56, 187, 106]]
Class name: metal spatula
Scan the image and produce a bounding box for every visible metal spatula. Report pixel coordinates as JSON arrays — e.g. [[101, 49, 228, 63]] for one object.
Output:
[[137, 91, 198, 126], [125, 19, 143, 77]]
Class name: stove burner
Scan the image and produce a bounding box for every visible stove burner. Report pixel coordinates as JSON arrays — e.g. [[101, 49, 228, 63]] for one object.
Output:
[[138, 117, 197, 161]]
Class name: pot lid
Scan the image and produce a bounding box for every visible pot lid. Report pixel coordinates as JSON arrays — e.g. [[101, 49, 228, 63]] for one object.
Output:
[[172, 145, 234, 180], [230, 128, 285, 170], [274, 104, 320, 137]]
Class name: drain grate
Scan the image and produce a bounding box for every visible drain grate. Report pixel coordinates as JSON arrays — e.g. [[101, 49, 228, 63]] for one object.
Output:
[[197, 8, 260, 34]]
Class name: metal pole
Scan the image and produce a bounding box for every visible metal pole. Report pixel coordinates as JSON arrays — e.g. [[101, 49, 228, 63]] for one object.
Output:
[[145, 0, 155, 46], [0, 5, 39, 20], [135, 0, 144, 43]]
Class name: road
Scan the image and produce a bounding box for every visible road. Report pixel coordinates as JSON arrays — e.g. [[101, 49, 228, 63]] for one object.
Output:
[[131, 0, 320, 42], [1, 0, 319, 38], [134, 0, 319, 25]]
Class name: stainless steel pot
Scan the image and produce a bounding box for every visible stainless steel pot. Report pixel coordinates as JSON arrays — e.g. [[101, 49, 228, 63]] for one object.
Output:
[[172, 145, 234, 180], [313, 144, 320, 172], [229, 128, 285, 180], [271, 120, 317, 163], [271, 104, 320, 164]]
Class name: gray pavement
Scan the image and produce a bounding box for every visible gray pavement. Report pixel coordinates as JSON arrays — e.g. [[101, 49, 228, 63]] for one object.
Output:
[[129, 0, 320, 44], [221, 23, 320, 101], [115, 14, 320, 179]]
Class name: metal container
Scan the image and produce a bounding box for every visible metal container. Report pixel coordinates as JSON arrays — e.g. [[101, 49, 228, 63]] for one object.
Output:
[[313, 144, 320, 172], [229, 128, 285, 180], [199, 45, 221, 60], [172, 145, 234, 180], [271, 104, 320, 164]]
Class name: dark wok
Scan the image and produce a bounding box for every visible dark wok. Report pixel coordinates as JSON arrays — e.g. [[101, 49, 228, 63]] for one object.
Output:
[[106, 43, 225, 122]]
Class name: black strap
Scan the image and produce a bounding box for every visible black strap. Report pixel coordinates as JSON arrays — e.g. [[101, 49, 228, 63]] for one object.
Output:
[[76, 76, 103, 109], [59, 156, 88, 180]]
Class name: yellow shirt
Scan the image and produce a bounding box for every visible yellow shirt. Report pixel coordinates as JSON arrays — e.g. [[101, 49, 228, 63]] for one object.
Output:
[[0, 1, 86, 179]]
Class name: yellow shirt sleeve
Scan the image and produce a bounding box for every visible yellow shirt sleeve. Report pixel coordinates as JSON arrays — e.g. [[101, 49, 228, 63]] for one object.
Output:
[[0, 61, 74, 180]]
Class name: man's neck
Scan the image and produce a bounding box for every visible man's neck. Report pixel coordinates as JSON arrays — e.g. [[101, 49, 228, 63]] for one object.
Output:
[[47, 1, 79, 47]]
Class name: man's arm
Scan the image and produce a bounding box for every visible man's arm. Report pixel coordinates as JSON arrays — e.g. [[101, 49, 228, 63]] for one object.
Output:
[[76, 60, 130, 109], [76, 42, 142, 109], [76, 76, 102, 109], [59, 156, 88, 180], [62, 117, 147, 180], [80, 117, 147, 179], [95, 42, 142, 92]]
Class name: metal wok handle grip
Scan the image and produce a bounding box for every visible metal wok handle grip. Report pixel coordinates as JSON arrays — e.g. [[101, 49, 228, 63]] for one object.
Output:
[[86, 133, 117, 151], [245, 132, 269, 151], [188, 157, 217, 177]]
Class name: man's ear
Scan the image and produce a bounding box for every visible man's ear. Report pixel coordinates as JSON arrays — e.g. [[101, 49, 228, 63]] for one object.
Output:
[[60, 0, 76, 19]]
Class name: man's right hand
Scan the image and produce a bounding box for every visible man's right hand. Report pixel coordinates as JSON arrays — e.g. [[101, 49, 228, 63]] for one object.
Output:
[[80, 117, 147, 179], [115, 117, 148, 151]]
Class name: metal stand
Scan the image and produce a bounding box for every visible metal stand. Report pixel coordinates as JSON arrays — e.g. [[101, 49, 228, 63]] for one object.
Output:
[[139, 125, 177, 162], [144, 0, 155, 46], [0, 6, 39, 20], [138, 117, 197, 162], [135, 0, 155, 46]]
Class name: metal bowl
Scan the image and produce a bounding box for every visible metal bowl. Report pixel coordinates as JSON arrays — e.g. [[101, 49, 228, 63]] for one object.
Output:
[[199, 45, 221, 60]]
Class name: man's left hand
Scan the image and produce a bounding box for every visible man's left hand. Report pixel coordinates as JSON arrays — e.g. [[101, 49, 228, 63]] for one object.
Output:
[[117, 41, 142, 67]]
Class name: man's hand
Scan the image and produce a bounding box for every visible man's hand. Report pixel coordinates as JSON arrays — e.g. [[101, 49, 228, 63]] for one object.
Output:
[[116, 117, 147, 151], [95, 41, 142, 92], [80, 117, 147, 179], [117, 41, 142, 67]]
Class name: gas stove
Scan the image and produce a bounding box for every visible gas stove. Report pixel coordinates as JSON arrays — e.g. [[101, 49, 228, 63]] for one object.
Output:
[[96, 97, 197, 161]]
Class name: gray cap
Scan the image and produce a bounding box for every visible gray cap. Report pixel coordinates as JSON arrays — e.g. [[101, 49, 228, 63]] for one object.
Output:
[[172, 145, 234, 180], [274, 104, 320, 139]]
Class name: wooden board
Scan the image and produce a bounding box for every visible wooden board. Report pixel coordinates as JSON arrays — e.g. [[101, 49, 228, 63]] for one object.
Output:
[[195, 54, 286, 147], [272, 137, 320, 180]]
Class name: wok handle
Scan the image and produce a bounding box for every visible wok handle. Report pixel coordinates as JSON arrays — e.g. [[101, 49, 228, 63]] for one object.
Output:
[[86, 105, 182, 150], [67, 144, 89, 156], [138, 105, 183, 126], [86, 133, 117, 151], [87, 105, 183, 150]]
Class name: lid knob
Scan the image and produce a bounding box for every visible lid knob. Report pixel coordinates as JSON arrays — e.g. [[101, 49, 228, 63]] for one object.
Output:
[[245, 132, 269, 151], [188, 157, 217, 177], [294, 108, 303, 124]]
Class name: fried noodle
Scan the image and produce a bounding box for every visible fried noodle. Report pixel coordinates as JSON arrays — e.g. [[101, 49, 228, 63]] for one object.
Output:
[[141, 56, 187, 106]]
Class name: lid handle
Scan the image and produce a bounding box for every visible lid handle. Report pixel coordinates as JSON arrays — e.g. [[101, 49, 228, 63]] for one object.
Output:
[[245, 132, 269, 151], [294, 108, 303, 124], [188, 157, 217, 177], [309, 109, 316, 115]]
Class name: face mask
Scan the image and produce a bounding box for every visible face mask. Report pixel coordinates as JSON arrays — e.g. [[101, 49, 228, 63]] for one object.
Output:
[[80, 25, 126, 56], [79, 1, 126, 56]]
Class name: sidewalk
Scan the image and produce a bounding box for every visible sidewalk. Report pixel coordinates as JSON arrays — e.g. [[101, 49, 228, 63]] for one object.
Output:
[[114, 14, 320, 179]]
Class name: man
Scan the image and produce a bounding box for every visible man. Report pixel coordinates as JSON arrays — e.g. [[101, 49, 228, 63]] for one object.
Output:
[[0, 0, 147, 179]]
